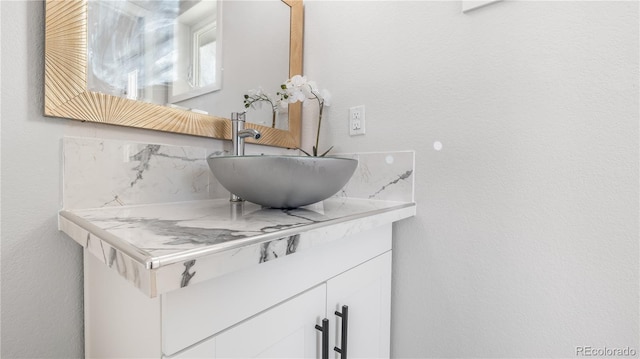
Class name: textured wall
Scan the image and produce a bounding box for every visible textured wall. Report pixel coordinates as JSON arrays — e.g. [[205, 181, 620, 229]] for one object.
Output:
[[1, 0, 638, 358], [301, 1, 639, 357], [2, 2, 83, 356], [0, 1, 284, 357]]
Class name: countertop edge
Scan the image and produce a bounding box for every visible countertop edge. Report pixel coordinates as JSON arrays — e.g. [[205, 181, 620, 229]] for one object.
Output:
[[59, 210, 154, 268], [59, 200, 416, 270], [150, 201, 416, 268], [59, 200, 416, 297]]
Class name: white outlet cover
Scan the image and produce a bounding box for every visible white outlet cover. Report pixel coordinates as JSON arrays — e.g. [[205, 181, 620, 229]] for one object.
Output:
[[349, 106, 365, 136]]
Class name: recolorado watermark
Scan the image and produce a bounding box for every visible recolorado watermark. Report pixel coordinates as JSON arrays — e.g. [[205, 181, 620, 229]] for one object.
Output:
[[576, 346, 637, 357]]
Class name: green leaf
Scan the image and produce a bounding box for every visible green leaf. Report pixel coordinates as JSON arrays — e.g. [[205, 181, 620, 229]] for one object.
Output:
[[319, 146, 334, 157], [297, 147, 312, 156]]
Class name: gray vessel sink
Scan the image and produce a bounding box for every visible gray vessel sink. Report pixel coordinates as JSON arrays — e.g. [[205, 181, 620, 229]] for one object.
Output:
[[207, 155, 358, 209]]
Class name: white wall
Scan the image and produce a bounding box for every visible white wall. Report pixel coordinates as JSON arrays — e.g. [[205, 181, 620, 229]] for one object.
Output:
[[2, 2, 84, 356], [302, 1, 639, 357], [1, 0, 638, 358], [0, 1, 283, 357]]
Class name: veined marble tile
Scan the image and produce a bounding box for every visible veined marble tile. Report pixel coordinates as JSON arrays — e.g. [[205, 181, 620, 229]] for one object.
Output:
[[60, 198, 415, 264], [60, 139, 417, 296], [335, 151, 414, 203], [150, 204, 416, 295], [63, 137, 414, 210], [59, 197, 415, 296], [60, 216, 154, 296], [63, 137, 220, 209]]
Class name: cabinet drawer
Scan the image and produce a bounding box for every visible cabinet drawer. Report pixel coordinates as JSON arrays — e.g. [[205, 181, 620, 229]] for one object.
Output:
[[215, 284, 325, 358], [167, 285, 325, 358], [161, 225, 391, 356]]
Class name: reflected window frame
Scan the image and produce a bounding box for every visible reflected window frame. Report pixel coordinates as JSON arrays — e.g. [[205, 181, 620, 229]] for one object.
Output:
[[169, 0, 223, 104]]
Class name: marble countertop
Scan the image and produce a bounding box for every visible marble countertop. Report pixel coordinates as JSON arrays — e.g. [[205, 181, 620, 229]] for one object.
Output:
[[60, 197, 415, 270], [59, 138, 416, 296]]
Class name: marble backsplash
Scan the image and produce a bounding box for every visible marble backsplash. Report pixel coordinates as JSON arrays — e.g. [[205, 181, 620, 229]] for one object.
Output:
[[62, 137, 224, 209], [336, 151, 415, 203], [62, 137, 415, 210]]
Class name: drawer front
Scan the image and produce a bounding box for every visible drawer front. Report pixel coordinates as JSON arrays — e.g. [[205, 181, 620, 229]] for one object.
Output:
[[215, 284, 326, 358], [166, 285, 326, 359], [161, 224, 391, 356]]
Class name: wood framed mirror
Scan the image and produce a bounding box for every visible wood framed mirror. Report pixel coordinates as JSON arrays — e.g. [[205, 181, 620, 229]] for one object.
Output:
[[44, 0, 303, 148]]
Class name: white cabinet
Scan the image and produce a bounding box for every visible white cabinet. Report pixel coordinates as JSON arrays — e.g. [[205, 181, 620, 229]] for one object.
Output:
[[84, 225, 393, 359], [327, 252, 392, 359], [172, 253, 392, 359], [175, 285, 325, 359], [215, 284, 324, 359]]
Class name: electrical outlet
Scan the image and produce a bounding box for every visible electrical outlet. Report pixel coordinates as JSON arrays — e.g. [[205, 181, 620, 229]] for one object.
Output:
[[349, 105, 365, 136]]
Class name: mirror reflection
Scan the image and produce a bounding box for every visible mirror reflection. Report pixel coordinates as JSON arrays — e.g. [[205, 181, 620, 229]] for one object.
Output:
[[86, 0, 290, 130], [179, 0, 290, 129], [170, 0, 222, 102], [45, 0, 303, 148]]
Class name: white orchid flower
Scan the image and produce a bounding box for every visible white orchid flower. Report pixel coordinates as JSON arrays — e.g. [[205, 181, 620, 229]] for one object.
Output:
[[290, 75, 307, 87], [244, 88, 280, 113], [320, 89, 331, 106], [285, 88, 305, 103], [247, 76, 332, 156]]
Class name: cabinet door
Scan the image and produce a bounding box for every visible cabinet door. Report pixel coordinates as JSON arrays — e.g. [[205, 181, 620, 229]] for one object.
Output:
[[327, 251, 392, 359], [214, 284, 326, 358]]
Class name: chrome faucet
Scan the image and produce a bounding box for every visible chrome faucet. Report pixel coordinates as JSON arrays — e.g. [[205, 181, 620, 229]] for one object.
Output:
[[230, 112, 261, 202], [231, 112, 261, 156]]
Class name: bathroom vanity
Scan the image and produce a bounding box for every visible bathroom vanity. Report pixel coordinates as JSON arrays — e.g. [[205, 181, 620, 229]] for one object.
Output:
[[59, 138, 416, 358], [61, 198, 414, 358]]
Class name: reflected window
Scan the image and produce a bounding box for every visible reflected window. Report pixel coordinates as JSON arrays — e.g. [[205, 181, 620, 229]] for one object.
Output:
[[87, 0, 150, 100], [169, 0, 221, 104], [86, 0, 218, 105], [193, 21, 217, 88]]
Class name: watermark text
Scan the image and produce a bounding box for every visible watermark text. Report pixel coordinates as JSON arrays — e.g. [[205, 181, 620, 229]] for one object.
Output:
[[576, 346, 637, 357]]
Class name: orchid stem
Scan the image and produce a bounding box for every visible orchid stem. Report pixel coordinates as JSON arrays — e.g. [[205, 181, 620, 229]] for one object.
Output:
[[315, 96, 323, 156]]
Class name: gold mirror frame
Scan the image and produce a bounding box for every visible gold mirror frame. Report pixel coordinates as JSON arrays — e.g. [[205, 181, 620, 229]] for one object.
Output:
[[44, 0, 303, 148]]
